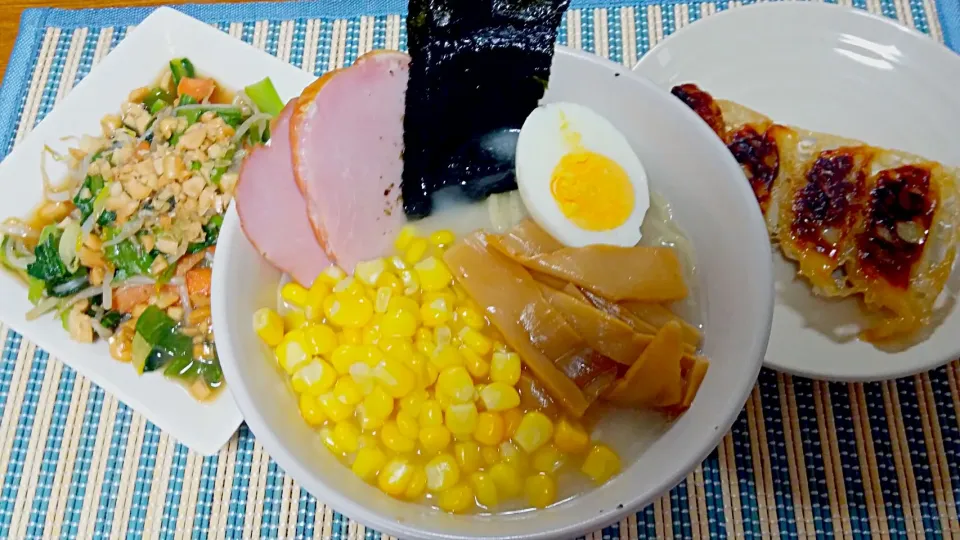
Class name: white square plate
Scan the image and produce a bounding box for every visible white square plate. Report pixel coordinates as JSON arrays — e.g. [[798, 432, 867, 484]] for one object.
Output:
[[0, 7, 315, 454]]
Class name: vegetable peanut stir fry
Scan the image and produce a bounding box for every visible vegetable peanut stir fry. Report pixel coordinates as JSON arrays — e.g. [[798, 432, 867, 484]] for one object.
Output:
[[0, 58, 285, 401]]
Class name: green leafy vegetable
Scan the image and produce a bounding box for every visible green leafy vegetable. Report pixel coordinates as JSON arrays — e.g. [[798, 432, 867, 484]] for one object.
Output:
[[244, 77, 284, 117], [132, 305, 193, 373], [72, 175, 105, 222], [102, 226, 153, 281], [186, 214, 223, 254], [27, 277, 44, 304], [26, 225, 89, 297], [169, 58, 196, 87], [100, 311, 124, 331]]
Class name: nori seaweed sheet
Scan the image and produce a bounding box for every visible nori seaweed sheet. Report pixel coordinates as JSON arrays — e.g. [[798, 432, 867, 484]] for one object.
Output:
[[402, 0, 571, 218]]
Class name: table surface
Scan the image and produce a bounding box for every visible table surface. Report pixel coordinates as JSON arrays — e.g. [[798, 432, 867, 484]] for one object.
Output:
[[0, 1, 259, 81]]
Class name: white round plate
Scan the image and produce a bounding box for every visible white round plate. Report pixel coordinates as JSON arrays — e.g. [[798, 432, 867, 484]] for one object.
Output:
[[634, 2, 960, 381]]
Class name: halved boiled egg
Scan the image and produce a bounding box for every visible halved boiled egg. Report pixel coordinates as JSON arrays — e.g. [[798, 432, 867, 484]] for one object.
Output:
[[515, 102, 650, 247]]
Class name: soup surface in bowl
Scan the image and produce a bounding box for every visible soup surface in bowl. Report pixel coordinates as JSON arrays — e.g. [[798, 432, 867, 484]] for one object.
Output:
[[212, 47, 773, 539]]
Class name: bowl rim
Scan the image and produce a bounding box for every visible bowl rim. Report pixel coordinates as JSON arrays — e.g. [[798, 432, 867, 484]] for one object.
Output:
[[213, 45, 773, 540]]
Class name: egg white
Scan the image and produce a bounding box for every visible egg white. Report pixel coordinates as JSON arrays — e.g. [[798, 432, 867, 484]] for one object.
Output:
[[515, 101, 650, 247]]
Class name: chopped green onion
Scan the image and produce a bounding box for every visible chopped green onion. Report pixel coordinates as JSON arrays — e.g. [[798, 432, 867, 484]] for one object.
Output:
[[27, 277, 44, 304], [244, 77, 284, 117], [143, 87, 173, 110], [149, 100, 168, 115], [178, 94, 197, 106], [190, 161, 202, 171], [169, 58, 196, 88]]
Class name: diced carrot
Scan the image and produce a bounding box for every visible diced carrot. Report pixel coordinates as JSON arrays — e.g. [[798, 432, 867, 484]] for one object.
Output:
[[175, 251, 206, 277], [186, 267, 212, 297], [177, 77, 216, 102], [136, 141, 150, 152]]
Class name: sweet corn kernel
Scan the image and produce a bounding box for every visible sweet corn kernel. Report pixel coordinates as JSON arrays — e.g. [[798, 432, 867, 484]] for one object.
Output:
[[363, 387, 394, 419], [461, 347, 490, 379], [298, 394, 326, 426], [489, 463, 522, 498], [437, 366, 475, 404], [474, 412, 505, 446], [362, 325, 380, 346], [445, 403, 479, 437], [428, 229, 455, 248], [396, 410, 419, 439], [283, 310, 309, 331], [275, 331, 311, 374], [355, 258, 386, 286], [419, 400, 444, 426], [333, 377, 364, 406], [399, 269, 420, 296], [413, 256, 453, 292], [404, 466, 428, 500], [357, 404, 386, 431], [513, 411, 554, 453], [331, 276, 363, 296], [479, 383, 520, 411], [554, 418, 590, 454], [317, 265, 346, 287], [404, 238, 428, 265], [436, 484, 473, 513], [502, 408, 524, 437], [339, 327, 362, 345], [378, 458, 415, 497], [481, 445, 500, 467], [419, 425, 452, 453], [332, 421, 361, 453], [581, 444, 621, 484], [373, 358, 417, 398], [280, 282, 309, 307], [291, 359, 337, 395], [376, 271, 404, 296], [490, 352, 521, 385], [454, 441, 483, 474], [352, 446, 387, 483], [434, 325, 453, 346], [302, 324, 337, 356], [525, 473, 557, 508], [374, 287, 393, 313], [429, 344, 463, 370], [455, 305, 486, 331], [400, 390, 428, 417], [470, 472, 498, 508], [380, 307, 418, 338], [304, 282, 330, 321], [425, 362, 440, 387], [532, 444, 566, 474], [458, 327, 492, 356], [394, 225, 418, 252], [348, 363, 376, 395], [357, 434, 379, 450], [381, 421, 416, 453], [331, 344, 368, 375], [499, 440, 529, 472], [425, 454, 460, 492], [324, 295, 374, 328], [319, 426, 339, 454], [378, 337, 414, 361], [318, 392, 353, 422], [420, 297, 452, 327], [253, 308, 285, 346]]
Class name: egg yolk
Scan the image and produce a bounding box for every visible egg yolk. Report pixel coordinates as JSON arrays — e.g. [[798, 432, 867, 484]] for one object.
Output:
[[549, 150, 635, 231]]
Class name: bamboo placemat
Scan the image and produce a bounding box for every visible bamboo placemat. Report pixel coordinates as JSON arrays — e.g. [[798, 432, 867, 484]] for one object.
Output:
[[0, 0, 959, 537]]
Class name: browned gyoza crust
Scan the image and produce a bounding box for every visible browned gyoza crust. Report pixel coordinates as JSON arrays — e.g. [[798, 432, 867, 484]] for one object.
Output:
[[670, 83, 960, 342]]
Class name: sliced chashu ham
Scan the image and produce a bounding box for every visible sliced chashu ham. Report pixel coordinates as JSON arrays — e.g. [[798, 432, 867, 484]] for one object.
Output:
[[236, 99, 330, 286], [291, 51, 410, 272]]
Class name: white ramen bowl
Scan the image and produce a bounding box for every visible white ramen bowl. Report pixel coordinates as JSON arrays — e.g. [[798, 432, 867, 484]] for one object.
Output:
[[212, 47, 774, 539]]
